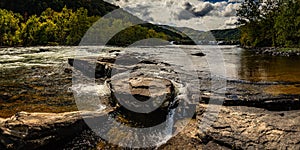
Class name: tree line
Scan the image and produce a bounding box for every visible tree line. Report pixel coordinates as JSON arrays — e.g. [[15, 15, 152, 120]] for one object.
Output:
[[0, 7, 98, 46], [0, 7, 171, 47], [237, 0, 300, 48], [0, 0, 118, 17]]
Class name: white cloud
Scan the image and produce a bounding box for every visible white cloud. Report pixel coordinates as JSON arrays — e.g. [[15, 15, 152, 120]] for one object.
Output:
[[222, 3, 240, 17], [104, 0, 242, 31], [189, 2, 214, 17], [219, 16, 238, 29]]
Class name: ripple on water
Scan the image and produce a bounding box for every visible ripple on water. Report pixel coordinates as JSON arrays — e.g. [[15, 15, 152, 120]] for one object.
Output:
[[0, 55, 25, 63]]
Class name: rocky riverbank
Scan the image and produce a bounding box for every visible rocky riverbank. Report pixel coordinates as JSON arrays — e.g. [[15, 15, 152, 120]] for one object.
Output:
[[0, 110, 111, 150], [245, 47, 300, 56], [161, 105, 300, 150], [1, 46, 300, 149], [2, 104, 300, 149]]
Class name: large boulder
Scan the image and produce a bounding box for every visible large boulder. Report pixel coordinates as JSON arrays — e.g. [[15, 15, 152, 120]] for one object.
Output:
[[111, 76, 175, 113]]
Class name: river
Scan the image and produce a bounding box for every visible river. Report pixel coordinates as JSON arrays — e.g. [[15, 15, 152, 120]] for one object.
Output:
[[1, 45, 300, 118], [1, 45, 300, 81]]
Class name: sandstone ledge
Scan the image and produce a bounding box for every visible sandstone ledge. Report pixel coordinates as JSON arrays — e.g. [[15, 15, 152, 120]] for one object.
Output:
[[0, 110, 111, 150], [2, 105, 300, 149], [159, 105, 300, 150], [196, 105, 300, 149]]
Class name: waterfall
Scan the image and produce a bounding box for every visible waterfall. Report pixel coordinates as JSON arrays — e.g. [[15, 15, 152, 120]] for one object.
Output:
[[153, 102, 176, 148], [163, 107, 175, 139]]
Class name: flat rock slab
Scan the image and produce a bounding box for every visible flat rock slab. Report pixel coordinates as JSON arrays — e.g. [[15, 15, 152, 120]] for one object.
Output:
[[0, 110, 111, 150], [197, 105, 300, 149]]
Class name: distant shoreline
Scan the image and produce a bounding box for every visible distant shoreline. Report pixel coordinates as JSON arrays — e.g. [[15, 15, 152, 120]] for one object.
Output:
[[243, 47, 300, 57]]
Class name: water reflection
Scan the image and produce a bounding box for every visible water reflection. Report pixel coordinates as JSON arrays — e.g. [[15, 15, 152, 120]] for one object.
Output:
[[238, 50, 300, 82]]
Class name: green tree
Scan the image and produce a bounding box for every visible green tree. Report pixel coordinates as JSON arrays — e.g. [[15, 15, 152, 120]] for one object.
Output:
[[20, 15, 41, 46], [20, 7, 97, 46], [36, 19, 57, 45], [275, 0, 300, 47], [0, 9, 22, 46], [66, 7, 98, 45], [236, 0, 261, 25], [107, 25, 168, 46], [237, 0, 300, 48], [40, 7, 73, 45], [236, 0, 262, 47]]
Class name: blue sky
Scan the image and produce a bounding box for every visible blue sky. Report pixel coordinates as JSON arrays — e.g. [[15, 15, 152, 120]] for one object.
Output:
[[104, 0, 242, 30]]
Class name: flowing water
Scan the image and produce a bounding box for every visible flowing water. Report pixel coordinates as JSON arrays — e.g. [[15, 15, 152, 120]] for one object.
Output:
[[1, 45, 300, 80], [1, 45, 300, 115], [1, 45, 300, 148]]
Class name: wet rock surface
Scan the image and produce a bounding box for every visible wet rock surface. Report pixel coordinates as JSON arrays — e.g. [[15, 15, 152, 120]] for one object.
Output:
[[69, 48, 300, 149], [0, 65, 77, 118], [1, 46, 300, 149]]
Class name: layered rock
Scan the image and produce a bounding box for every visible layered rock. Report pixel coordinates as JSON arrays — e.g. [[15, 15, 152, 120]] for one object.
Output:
[[159, 105, 300, 149], [69, 51, 183, 114], [2, 48, 300, 149], [201, 94, 300, 111], [0, 110, 110, 150], [196, 105, 300, 149], [111, 76, 175, 113]]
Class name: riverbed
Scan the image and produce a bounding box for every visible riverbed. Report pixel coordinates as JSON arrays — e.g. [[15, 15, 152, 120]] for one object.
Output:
[[1, 45, 300, 149], [1, 45, 300, 117]]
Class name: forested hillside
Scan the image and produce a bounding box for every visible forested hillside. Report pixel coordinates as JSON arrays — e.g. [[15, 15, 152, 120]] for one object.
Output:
[[164, 26, 240, 44], [211, 28, 240, 42], [0, 0, 118, 16], [0, 0, 196, 47], [0, 7, 99, 46]]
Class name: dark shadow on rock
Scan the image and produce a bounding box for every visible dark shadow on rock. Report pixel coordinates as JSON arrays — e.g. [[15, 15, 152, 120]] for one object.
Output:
[[191, 52, 206, 57]]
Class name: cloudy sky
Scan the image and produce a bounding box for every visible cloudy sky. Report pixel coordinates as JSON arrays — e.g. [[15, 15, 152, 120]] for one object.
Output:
[[104, 0, 243, 31]]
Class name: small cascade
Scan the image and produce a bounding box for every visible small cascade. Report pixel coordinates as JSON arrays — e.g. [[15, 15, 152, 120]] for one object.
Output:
[[72, 83, 110, 111], [149, 102, 176, 148], [163, 102, 176, 138]]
